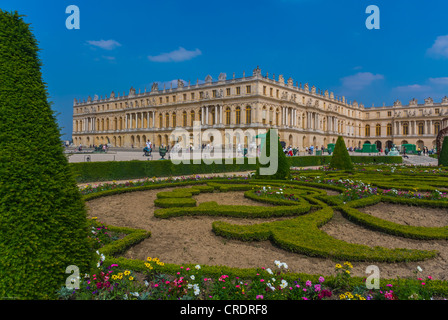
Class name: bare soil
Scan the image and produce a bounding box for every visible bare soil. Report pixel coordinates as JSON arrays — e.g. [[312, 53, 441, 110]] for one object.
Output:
[[86, 188, 448, 281]]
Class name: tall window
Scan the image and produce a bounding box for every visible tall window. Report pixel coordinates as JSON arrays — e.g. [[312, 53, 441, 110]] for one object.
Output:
[[225, 107, 231, 125], [435, 122, 441, 134], [190, 111, 195, 126], [159, 113, 163, 128], [172, 113, 176, 127], [403, 122, 409, 136], [235, 107, 241, 124], [236, 87, 241, 95], [246, 85, 251, 94], [387, 123, 392, 136], [365, 125, 370, 137], [418, 122, 424, 135], [375, 124, 381, 136], [211, 109, 215, 125], [245, 106, 252, 124], [165, 113, 169, 128]]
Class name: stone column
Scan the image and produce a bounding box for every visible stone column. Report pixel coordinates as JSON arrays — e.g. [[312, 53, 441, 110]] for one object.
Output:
[[219, 105, 223, 124]]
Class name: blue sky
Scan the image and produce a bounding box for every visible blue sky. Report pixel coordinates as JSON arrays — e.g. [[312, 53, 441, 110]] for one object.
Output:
[[2, 0, 448, 140]]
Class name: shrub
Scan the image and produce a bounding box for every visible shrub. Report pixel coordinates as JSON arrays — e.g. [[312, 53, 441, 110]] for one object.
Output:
[[329, 136, 354, 171], [255, 129, 290, 180], [438, 136, 448, 166], [0, 11, 93, 299]]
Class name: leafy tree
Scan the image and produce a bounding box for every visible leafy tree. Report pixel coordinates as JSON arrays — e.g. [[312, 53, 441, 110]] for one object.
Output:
[[0, 10, 93, 299], [438, 136, 448, 166], [329, 136, 354, 170], [255, 129, 290, 180]]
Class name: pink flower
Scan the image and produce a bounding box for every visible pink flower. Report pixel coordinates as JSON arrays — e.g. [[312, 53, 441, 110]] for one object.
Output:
[[306, 280, 312, 287], [318, 276, 325, 283], [256, 295, 264, 299], [428, 276, 433, 280], [421, 282, 426, 286]]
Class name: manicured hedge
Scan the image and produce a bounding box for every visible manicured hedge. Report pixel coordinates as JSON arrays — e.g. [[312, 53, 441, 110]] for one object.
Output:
[[70, 156, 403, 183], [212, 206, 437, 262]]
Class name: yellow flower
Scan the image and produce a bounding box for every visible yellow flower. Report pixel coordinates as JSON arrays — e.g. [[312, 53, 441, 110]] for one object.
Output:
[[339, 294, 346, 300], [147, 257, 152, 262], [335, 264, 342, 269], [345, 270, 351, 274], [124, 270, 130, 276], [145, 262, 151, 268], [112, 275, 118, 280], [129, 276, 134, 281], [344, 262, 353, 268]]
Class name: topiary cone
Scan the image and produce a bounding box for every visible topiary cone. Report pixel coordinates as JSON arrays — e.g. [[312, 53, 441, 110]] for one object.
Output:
[[438, 136, 448, 166], [0, 11, 94, 299], [255, 128, 290, 179], [329, 136, 354, 170]]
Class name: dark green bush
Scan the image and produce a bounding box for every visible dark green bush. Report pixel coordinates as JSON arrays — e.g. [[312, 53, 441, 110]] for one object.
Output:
[[255, 129, 290, 180], [0, 11, 93, 299], [329, 136, 354, 170], [438, 136, 448, 166]]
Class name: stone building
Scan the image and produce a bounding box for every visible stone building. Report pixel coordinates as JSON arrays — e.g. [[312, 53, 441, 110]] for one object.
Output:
[[72, 67, 447, 151]]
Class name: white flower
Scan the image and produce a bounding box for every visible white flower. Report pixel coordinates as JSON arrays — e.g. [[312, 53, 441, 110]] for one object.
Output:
[[417, 266, 423, 272], [274, 260, 281, 267], [195, 265, 201, 270], [131, 292, 139, 297], [281, 263, 288, 269], [144, 280, 149, 287], [190, 275, 195, 280], [187, 284, 193, 289], [194, 288, 200, 296], [266, 268, 273, 275], [280, 280, 288, 289]]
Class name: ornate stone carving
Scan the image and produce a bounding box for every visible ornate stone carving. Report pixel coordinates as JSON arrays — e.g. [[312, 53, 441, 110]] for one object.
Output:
[[409, 98, 418, 106], [252, 66, 261, 77], [151, 82, 159, 92], [281, 91, 288, 100], [278, 74, 284, 84], [177, 79, 184, 88], [304, 83, 309, 92], [442, 96, 448, 105], [218, 73, 227, 81], [287, 77, 293, 87], [205, 75, 212, 84], [311, 86, 316, 94], [393, 99, 401, 107], [129, 87, 136, 96], [425, 97, 433, 105]]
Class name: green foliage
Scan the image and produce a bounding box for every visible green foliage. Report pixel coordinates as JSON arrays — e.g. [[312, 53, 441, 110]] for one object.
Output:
[[438, 136, 448, 166], [329, 136, 354, 170], [255, 129, 290, 180], [0, 11, 93, 299]]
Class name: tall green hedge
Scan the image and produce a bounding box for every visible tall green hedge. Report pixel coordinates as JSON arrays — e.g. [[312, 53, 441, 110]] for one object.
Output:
[[255, 129, 290, 180], [329, 136, 354, 170], [438, 136, 448, 166], [0, 11, 93, 299]]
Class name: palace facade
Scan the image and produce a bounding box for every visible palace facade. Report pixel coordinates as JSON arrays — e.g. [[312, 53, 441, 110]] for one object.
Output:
[[72, 67, 448, 151]]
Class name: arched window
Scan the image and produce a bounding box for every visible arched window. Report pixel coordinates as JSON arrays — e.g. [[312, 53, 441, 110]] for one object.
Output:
[[159, 113, 163, 128], [183, 111, 187, 127], [375, 124, 381, 136], [235, 107, 241, 124], [386, 123, 392, 136], [225, 107, 231, 125], [245, 106, 252, 124], [402, 122, 409, 136], [365, 124, 370, 137], [435, 122, 441, 134], [190, 110, 195, 126], [418, 122, 424, 135], [165, 113, 169, 128], [172, 113, 177, 127]]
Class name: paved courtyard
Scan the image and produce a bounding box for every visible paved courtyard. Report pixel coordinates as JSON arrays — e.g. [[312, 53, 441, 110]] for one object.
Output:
[[65, 147, 438, 166]]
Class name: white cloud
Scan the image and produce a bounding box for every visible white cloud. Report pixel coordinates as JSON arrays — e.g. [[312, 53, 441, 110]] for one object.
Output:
[[429, 77, 448, 85], [340, 72, 384, 91], [427, 35, 448, 58], [148, 47, 202, 62], [393, 84, 432, 93], [87, 39, 122, 50]]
